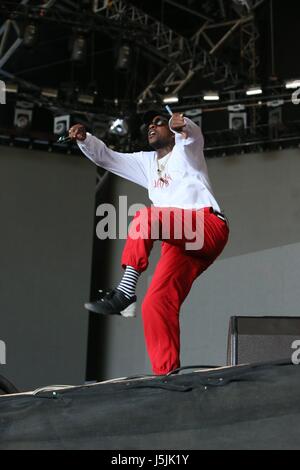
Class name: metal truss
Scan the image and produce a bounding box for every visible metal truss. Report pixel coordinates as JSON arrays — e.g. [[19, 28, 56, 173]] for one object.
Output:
[[0, 0, 265, 100], [240, 19, 260, 129], [0, 0, 30, 69], [136, 0, 266, 102], [0, 0, 266, 116], [232, 0, 266, 15], [0, 0, 62, 70], [2, 116, 299, 159], [0, 20, 23, 69]]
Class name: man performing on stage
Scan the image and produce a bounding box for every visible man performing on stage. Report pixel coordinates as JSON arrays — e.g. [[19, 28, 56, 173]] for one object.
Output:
[[69, 111, 229, 375]]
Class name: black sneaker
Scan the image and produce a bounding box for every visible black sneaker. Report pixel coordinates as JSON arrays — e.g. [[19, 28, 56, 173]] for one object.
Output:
[[84, 288, 137, 318]]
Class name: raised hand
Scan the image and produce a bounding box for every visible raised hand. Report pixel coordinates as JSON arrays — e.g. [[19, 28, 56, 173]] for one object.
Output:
[[170, 113, 187, 139], [68, 124, 87, 141]]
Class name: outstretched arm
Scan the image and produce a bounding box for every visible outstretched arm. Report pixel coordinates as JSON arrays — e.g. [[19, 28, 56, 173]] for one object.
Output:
[[169, 114, 204, 148], [69, 124, 148, 189]]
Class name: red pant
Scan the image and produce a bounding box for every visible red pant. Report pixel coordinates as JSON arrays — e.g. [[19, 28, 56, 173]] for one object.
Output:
[[121, 206, 229, 375]]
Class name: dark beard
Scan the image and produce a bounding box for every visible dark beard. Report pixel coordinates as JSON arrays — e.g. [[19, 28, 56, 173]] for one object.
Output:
[[150, 139, 166, 150], [149, 136, 174, 150]]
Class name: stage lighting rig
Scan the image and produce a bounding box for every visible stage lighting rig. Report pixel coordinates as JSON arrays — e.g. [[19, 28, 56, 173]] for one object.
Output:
[[163, 96, 179, 105], [14, 101, 34, 130], [285, 80, 300, 90], [203, 92, 220, 101], [71, 34, 87, 63], [23, 23, 38, 48], [228, 105, 247, 131], [54, 115, 71, 137], [246, 86, 263, 96], [109, 118, 128, 136], [41, 88, 59, 99], [115, 43, 132, 72]]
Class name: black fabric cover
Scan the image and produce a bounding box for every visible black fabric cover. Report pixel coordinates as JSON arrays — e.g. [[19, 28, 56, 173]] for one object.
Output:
[[0, 361, 300, 450]]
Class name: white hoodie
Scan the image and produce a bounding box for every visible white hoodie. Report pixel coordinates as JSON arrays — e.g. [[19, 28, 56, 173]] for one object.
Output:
[[78, 117, 221, 211]]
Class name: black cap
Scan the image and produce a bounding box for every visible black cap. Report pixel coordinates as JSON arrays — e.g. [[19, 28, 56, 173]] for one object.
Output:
[[142, 109, 170, 126]]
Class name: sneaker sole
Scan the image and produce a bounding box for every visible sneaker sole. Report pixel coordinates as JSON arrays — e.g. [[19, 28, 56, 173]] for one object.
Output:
[[84, 301, 136, 318], [120, 302, 136, 318]]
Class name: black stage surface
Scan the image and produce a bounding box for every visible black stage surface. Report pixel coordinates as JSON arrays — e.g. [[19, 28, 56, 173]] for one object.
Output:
[[0, 360, 299, 450]]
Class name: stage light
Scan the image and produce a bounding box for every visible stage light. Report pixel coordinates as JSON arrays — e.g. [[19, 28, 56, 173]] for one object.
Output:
[[109, 118, 128, 136], [203, 91, 220, 101], [23, 23, 38, 48], [79, 81, 99, 105], [53, 115, 70, 136], [246, 86, 262, 96], [229, 113, 247, 131], [14, 102, 33, 130], [267, 100, 283, 129], [228, 105, 247, 131], [41, 88, 58, 99], [78, 94, 95, 105], [71, 35, 87, 62], [116, 44, 132, 72], [285, 79, 300, 89], [163, 95, 179, 104], [6, 83, 18, 94]]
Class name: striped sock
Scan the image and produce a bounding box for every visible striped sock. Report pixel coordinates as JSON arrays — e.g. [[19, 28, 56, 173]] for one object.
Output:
[[116, 266, 140, 299]]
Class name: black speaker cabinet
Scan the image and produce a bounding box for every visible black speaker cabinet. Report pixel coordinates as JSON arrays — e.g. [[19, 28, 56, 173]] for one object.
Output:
[[227, 316, 300, 366]]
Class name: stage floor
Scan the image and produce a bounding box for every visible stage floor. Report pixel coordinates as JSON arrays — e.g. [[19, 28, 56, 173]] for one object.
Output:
[[0, 360, 299, 450]]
